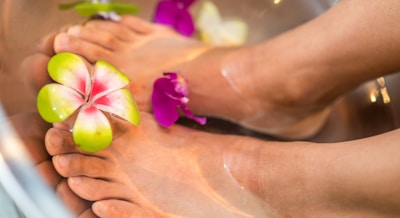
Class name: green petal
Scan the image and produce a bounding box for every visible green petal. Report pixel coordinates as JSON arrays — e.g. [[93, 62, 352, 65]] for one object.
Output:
[[73, 106, 113, 152], [48, 52, 91, 96], [90, 60, 130, 100], [59, 1, 84, 10], [95, 89, 140, 125], [75, 2, 140, 17], [37, 84, 84, 123], [195, 1, 248, 46]]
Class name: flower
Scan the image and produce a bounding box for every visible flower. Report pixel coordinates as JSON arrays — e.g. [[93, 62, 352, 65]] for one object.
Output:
[[59, 0, 140, 21], [37, 52, 140, 152], [195, 1, 248, 46], [153, 0, 196, 36], [152, 72, 206, 127]]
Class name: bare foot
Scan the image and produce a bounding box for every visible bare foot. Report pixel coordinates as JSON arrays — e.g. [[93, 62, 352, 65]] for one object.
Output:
[[52, 16, 212, 113], [49, 15, 331, 140], [45, 113, 278, 217]]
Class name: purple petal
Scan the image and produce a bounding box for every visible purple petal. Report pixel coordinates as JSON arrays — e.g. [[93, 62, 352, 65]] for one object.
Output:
[[151, 73, 207, 127], [163, 72, 187, 97], [153, 1, 178, 25], [152, 77, 180, 127], [180, 103, 207, 125], [172, 0, 196, 8], [174, 11, 195, 37], [153, 0, 195, 36]]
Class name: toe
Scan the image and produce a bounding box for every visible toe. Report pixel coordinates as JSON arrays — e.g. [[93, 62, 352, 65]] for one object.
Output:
[[53, 153, 113, 178], [54, 33, 112, 63], [36, 32, 57, 56], [78, 208, 98, 218], [120, 15, 154, 34], [45, 128, 79, 156], [56, 179, 92, 216], [93, 199, 158, 218], [68, 176, 136, 202], [67, 25, 124, 51], [84, 20, 138, 42]]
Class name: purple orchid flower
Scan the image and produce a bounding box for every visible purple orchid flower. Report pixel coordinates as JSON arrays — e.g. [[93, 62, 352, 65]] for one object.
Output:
[[153, 0, 196, 36], [152, 72, 206, 127]]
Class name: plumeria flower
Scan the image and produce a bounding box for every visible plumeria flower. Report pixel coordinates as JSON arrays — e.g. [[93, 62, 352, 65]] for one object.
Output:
[[37, 52, 140, 152], [153, 0, 196, 36], [195, 1, 248, 46], [152, 72, 206, 127], [59, 0, 140, 21]]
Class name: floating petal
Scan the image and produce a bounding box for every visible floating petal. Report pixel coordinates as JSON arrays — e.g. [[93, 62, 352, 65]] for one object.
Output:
[[58, 1, 84, 10], [74, 2, 139, 17], [37, 84, 84, 123], [90, 60, 130, 101], [174, 11, 195, 37], [73, 106, 113, 152], [195, 1, 248, 46], [179, 102, 207, 125], [153, 0, 195, 36], [180, 0, 196, 8], [154, 1, 179, 27], [95, 89, 141, 125], [167, 72, 189, 96], [48, 52, 91, 96], [152, 72, 206, 126], [152, 77, 180, 127]]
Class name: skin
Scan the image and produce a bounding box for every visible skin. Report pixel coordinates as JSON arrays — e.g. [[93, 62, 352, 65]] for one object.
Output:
[[46, 113, 400, 218], [20, 0, 400, 216]]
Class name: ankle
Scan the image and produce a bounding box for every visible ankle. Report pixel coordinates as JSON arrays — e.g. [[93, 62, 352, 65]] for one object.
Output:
[[225, 139, 325, 216], [180, 47, 251, 119]]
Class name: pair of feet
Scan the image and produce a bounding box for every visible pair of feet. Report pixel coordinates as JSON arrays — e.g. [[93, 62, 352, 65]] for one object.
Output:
[[21, 15, 335, 217]]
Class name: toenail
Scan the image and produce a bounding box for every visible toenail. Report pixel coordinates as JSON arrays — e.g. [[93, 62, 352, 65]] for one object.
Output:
[[69, 177, 82, 186], [48, 130, 64, 148], [55, 34, 70, 48], [67, 26, 82, 36], [54, 155, 69, 168], [92, 201, 107, 215]]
